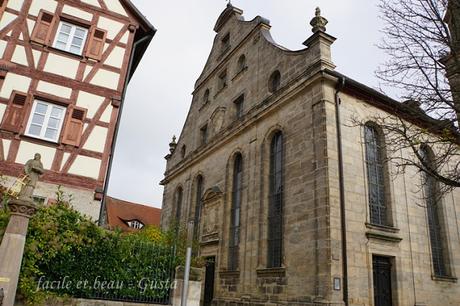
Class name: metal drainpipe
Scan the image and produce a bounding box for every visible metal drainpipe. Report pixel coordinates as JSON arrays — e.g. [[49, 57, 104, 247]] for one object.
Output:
[[335, 76, 348, 306], [98, 33, 154, 226]]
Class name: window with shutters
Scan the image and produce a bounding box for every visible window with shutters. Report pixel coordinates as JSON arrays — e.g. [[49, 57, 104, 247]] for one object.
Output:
[[420, 145, 450, 277], [1, 92, 28, 133], [268, 131, 283, 268], [364, 123, 391, 226], [53, 21, 88, 55], [62, 107, 86, 147], [229, 153, 242, 271], [25, 100, 65, 142], [31, 10, 55, 45]]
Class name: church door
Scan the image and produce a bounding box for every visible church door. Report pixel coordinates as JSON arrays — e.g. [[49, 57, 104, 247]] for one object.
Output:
[[373, 256, 393, 306], [204, 256, 216, 306]]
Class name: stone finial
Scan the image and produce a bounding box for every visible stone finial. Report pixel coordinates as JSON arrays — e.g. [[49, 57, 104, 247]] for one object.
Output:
[[310, 7, 328, 33], [169, 135, 177, 154]]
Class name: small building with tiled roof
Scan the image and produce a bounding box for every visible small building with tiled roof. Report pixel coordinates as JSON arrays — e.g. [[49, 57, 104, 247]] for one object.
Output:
[[105, 196, 161, 232]]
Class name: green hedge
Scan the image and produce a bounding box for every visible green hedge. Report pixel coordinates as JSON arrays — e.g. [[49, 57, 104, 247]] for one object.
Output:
[[0, 192, 188, 305]]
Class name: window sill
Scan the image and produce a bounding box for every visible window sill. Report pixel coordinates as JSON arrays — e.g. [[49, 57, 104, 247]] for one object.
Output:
[[256, 266, 286, 278], [365, 222, 400, 233], [214, 85, 227, 98], [432, 275, 457, 283], [219, 270, 240, 279], [22, 134, 60, 147], [232, 66, 248, 81], [46, 46, 85, 61]]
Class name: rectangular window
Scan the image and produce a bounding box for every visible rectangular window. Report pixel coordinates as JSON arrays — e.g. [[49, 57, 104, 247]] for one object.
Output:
[[53, 21, 88, 55], [218, 70, 227, 91], [25, 100, 66, 142], [221, 33, 230, 52], [234, 95, 244, 119], [200, 124, 208, 146]]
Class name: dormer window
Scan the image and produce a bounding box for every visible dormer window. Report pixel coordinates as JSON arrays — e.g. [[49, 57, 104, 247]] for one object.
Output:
[[126, 220, 144, 229], [218, 70, 227, 91], [221, 33, 230, 53], [53, 21, 88, 55]]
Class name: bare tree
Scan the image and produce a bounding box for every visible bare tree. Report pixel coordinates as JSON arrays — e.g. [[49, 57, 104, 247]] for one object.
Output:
[[371, 0, 460, 195]]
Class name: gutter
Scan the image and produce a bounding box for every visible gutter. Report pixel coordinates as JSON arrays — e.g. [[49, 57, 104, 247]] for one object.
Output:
[[98, 31, 155, 226], [334, 76, 348, 306]]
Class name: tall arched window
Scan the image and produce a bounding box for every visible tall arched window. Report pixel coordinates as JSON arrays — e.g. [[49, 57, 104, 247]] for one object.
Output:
[[268, 131, 283, 268], [174, 187, 183, 222], [229, 153, 242, 270], [364, 124, 389, 226], [269, 70, 281, 93], [193, 175, 204, 238], [420, 145, 449, 277]]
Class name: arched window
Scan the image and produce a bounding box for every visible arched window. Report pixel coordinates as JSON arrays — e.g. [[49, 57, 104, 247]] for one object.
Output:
[[269, 70, 281, 93], [174, 187, 183, 222], [268, 131, 283, 268], [237, 54, 246, 72], [229, 153, 243, 270], [364, 124, 389, 226], [420, 145, 449, 277], [193, 175, 204, 238], [203, 89, 210, 104], [181, 145, 186, 159]]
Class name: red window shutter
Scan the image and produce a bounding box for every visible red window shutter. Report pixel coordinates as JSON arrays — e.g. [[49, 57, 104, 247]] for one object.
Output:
[[31, 10, 55, 45], [1, 93, 28, 133], [62, 107, 86, 147], [86, 28, 107, 60]]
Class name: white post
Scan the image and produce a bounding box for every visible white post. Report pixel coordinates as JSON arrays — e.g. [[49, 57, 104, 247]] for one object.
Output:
[[181, 221, 194, 306]]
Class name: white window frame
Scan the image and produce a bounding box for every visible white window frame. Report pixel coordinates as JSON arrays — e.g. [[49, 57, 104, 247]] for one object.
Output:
[[53, 21, 88, 55], [25, 100, 66, 143], [128, 220, 144, 229]]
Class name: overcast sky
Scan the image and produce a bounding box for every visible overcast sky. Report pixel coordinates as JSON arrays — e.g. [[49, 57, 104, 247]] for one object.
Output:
[[107, 0, 388, 208]]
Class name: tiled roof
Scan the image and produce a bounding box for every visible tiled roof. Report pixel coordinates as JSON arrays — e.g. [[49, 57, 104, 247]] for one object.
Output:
[[105, 196, 161, 231]]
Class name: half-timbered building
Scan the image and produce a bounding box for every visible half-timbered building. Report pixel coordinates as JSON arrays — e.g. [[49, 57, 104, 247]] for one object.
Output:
[[161, 4, 460, 306], [0, 0, 154, 220]]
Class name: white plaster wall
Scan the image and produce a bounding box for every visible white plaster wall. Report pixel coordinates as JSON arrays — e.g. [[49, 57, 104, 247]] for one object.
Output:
[[7, 0, 24, 12], [104, 0, 128, 17], [0, 73, 31, 99], [80, 0, 100, 8], [120, 31, 129, 44], [32, 50, 41, 68], [15, 141, 56, 170], [1, 175, 101, 221], [0, 40, 7, 58], [61, 152, 70, 171], [2, 139, 10, 158], [100, 106, 112, 123], [37, 81, 72, 99], [44, 54, 80, 79], [90, 69, 119, 90], [26, 19, 34, 35], [83, 126, 107, 153], [97, 17, 124, 40], [0, 104, 6, 124], [68, 155, 101, 179], [104, 46, 125, 68], [0, 12, 17, 31], [28, 0, 57, 17], [11, 45, 28, 66], [62, 5, 93, 21], [76, 91, 105, 119]]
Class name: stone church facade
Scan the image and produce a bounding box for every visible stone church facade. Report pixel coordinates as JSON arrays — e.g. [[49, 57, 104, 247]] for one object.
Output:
[[161, 4, 460, 306]]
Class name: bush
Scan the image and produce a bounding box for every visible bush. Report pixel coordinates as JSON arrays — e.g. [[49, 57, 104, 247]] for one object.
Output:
[[0, 191, 189, 305]]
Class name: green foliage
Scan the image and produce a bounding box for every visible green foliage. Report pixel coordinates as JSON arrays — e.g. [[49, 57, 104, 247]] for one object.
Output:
[[0, 189, 188, 305]]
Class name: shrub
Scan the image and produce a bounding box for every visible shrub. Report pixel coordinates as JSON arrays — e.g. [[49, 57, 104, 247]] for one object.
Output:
[[0, 191, 188, 305]]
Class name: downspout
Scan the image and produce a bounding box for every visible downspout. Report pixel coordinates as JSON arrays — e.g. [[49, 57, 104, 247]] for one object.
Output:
[[335, 76, 348, 306], [98, 33, 154, 226]]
